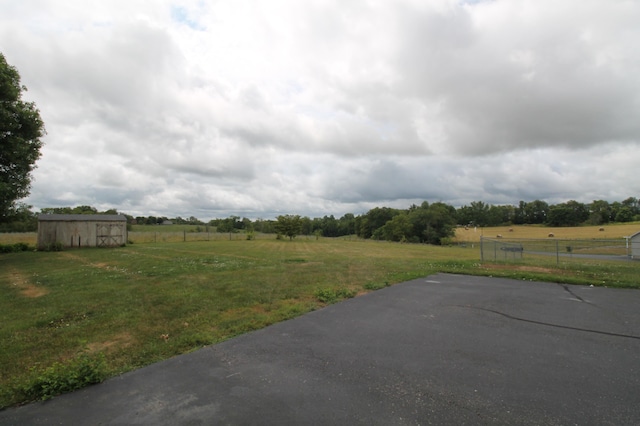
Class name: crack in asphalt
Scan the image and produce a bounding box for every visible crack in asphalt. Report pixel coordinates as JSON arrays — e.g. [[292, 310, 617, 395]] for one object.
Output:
[[457, 306, 640, 340], [560, 284, 586, 302]]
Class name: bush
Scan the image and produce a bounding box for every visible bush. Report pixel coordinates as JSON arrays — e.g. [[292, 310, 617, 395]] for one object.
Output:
[[0, 242, 32, 253], [363, 281, 390, 291], [19, 353, 107, 402], [40, 242, 64, 252], [314, 287, 356, 304]]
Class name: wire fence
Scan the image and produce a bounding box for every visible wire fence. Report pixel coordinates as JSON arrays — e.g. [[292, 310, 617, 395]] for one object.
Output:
[[480, 237, 631, 264], [128, 231, 272, 243]]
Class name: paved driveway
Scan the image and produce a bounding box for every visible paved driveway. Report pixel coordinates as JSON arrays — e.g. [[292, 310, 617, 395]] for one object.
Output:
[[1, 274, 639, 425]]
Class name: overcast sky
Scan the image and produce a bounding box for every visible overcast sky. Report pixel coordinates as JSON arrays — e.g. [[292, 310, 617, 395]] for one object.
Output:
[[2, 0, 639, 220]]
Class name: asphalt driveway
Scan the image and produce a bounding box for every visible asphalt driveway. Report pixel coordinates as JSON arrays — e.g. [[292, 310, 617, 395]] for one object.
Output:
[[1, 273, 639, 425]]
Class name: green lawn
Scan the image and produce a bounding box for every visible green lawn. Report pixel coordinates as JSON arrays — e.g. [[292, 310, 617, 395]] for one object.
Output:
[[1, 238, 638, 407]]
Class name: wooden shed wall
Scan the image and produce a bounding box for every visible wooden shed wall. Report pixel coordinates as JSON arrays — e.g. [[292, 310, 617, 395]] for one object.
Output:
[[37, 218, 127, 249]]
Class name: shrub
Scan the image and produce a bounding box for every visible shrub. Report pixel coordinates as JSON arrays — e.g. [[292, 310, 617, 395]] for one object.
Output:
[[314, 287, 356, 304], [363, 281, 390, 291], [0, 242, 32, 253], [19, 353, 107, 402], [41, 242, 64, 252]]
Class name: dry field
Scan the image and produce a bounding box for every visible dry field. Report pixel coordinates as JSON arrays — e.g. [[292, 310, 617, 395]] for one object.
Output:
[[454, 222, 640, 243]]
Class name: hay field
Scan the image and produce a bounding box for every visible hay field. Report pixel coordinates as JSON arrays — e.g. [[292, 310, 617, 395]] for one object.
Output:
[[454, 222, 640, 243]]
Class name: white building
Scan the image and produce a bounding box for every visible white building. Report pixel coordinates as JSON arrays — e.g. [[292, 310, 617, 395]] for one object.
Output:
[[629, 231, 640, 259]]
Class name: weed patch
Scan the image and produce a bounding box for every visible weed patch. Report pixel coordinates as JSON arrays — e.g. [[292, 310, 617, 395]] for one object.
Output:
[[314, 287, 356, 304], [11, 353, 107, 404], [363, 281, 390, 291]]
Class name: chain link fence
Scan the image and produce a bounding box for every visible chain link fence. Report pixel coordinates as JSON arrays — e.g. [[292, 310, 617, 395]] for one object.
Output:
[[480, 237, 631, 264]]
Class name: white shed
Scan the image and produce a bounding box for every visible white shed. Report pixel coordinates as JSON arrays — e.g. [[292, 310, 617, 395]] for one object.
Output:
[[630, 231, 640, 260], [37, 214, 128, 249]]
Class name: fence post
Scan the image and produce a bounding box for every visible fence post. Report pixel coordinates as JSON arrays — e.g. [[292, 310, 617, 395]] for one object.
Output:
[[494, 238, 497, 260], [556, 240, 559, 265], [184, 230, 186, 242], [480, 236, 484, 262]]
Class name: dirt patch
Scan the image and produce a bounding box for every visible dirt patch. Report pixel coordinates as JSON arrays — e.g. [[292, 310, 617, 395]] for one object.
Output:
[[59, 252, 86, 262], [8, 269, 49, 298], [86, 332, 135, 353], [482, 264, 555, 274]]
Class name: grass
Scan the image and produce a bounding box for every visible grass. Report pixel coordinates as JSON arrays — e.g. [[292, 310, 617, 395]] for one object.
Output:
[[454, 222, 640, 243], [1, 235, 639, 408]]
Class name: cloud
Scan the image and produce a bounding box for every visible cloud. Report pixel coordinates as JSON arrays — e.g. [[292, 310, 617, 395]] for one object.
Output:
[[1, 0, 638, 220]]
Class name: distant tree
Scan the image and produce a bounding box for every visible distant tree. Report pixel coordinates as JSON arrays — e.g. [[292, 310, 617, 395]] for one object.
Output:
[[0, 53, 45, 222], [547, 206, 575, 227], [513, 201, 527, 225], [297, 216, 310, 235], [419, 202, 456, 245], [0, 202, 37, 232], [276, 215, 302, 240], [217, 216, 240, 233], [358, 207, 401, 239], [240, 217, 252, 230], [588, 200, 611, 225], [372, 202, 456, 245], [338, 213, 355, 236], [518, 200, 549, 224], [487, 205, 514, 226], [253, 218, 276, 234], [377, 212, 412, 242], [615, 206, 635, 223], [320, 215, 339, 237], [463, 201, 490, 226], [621, 197, 639, 216], [72, 205, 99, 214], [547, 200, 588, 226]]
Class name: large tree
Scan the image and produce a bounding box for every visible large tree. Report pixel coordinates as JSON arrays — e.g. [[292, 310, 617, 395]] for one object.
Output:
[[276, 214, 302, 240], [0, 53, 44, 221]]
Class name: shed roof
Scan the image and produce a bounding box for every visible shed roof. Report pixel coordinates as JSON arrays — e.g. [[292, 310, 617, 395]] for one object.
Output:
[[38, 214, 127, 222], [629, 230, 640, 239]]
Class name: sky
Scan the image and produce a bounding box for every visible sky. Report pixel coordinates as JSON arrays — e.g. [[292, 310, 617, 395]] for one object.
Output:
[[2, 0, 639, 220]]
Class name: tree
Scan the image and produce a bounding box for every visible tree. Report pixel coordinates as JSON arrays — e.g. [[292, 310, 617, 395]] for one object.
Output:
[[547, 200, 588, 226], [217, 216, 241, 233], [0, 202, 37, 232], [588, 200, 611, 225], [357, 207, 401, 239], [418, 202, 456, 245], [520, 200, 549, 224], [1, 53, 45, 222], [276, 215, 302, 240], [377, 212, 412, 242], [615, 206, 635, 223]]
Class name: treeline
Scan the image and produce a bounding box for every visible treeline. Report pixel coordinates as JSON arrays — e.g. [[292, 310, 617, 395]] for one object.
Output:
[[456, 198, 640, 227], [210, 203, 456, 244], [2, 197, 639, 244]]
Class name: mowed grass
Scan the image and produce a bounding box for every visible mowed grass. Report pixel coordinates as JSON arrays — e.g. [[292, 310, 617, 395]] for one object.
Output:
[[1, 236, 639, 407], [454, 222, 640, 242], [0, 238, 474, 407]]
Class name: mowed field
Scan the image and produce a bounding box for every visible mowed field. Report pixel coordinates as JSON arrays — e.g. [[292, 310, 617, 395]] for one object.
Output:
[[1, 232, 639, 407], [453, 222, 640, 242]]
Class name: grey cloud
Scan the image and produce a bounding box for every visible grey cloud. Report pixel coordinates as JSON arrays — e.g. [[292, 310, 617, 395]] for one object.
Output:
[[3, 0, 639, 221], [390, 0, 640, 155]]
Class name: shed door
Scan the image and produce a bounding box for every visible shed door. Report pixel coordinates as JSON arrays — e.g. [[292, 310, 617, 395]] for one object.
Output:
[[96, 224, 125, 247]]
